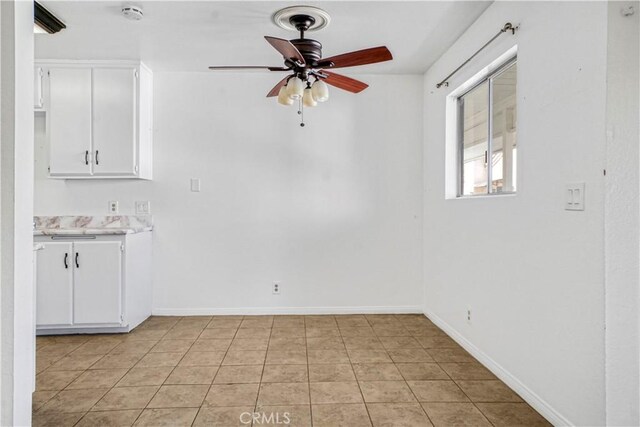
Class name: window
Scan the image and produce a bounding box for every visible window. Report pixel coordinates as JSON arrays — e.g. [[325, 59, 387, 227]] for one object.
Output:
[[458, 58, 517, 196]]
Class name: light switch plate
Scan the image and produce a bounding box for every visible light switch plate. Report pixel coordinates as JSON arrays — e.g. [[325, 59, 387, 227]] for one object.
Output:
[[108, 201, 119, 214], [565, 183, 585, 211], [190, 178, 201, 192], [135, 201, 151, 215]]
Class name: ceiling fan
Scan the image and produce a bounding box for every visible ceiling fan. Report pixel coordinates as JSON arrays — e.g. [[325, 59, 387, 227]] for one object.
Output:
[[208, 6, 393, 125]]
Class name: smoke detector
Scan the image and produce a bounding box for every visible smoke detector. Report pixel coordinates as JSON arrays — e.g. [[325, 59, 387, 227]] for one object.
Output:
[[122, 5, 143, 21]]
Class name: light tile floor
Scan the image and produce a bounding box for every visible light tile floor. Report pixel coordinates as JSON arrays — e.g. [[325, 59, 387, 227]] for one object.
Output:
[[33, 314, 551, 426]]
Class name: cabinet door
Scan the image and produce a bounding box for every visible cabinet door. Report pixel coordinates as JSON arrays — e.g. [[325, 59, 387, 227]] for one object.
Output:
[[92, 68, 137, 176], [34, 67, 44, 109], [36, 242, 73, 326], [48, 67, 92, 176], [73, 241, 123, 324]]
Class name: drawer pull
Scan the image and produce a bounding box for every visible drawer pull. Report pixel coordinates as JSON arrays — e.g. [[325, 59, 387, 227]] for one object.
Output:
[[51, 235, 97, 240], [64, 253, 68, 269], [75, 252, 79, 268]]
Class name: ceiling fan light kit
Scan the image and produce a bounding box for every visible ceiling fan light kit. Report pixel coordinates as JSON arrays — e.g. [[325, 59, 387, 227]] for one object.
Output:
[[208, 5, 393, 126], [303, 87, 318, 108], [311, 79, 329, 102], [277, 87, 294, 106], [286, 76, 305, 100]]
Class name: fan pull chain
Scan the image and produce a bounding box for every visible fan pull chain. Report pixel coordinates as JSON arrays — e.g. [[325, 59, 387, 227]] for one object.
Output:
[[298, 98, 305, 127]]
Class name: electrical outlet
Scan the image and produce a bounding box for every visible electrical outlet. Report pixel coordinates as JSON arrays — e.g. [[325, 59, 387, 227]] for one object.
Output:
[[467, 308, 472, 323], [190, 178, 201, 192], [108, 201, 119, 214], [272, 281, 281, 295], [135, 201, 151, 215]]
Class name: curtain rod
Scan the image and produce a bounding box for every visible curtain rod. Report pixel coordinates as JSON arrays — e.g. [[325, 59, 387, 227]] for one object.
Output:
[[436, 22, 518, 89]]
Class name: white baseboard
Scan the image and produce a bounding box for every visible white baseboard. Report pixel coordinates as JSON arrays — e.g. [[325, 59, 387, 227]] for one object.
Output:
[[424, 308, 572, 427], [152, 306, 423, 316]]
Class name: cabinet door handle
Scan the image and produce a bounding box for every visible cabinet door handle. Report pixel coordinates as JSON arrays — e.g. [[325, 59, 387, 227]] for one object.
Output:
[[75, 252, 79, 268], [64, 253, 68, 269], [95, 150, 99, 165], [85, 150, 89, 165]]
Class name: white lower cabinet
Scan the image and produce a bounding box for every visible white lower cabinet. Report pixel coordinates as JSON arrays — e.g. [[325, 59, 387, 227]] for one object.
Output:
[[36, 242, 74, 326], [35, 232, 152, 334], [73, 241, 123, 325]]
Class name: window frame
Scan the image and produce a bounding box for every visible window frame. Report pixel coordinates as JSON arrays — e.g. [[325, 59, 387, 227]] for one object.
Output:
[[456, 55, 517, 198]]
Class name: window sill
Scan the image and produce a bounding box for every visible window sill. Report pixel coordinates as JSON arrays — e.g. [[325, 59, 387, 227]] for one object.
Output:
[[448, 192, 517, 200]]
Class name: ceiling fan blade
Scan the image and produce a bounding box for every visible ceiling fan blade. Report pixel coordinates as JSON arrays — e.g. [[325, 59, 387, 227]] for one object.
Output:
[[318, 46, 392, 69], [264, 36, 306, 65], [321, 71, 369, 93], [266, 76, 290, 97], [208, 66, 290, 71]]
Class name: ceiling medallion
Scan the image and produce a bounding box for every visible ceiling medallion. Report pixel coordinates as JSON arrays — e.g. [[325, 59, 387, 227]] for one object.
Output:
[[272, 6, 331, 33]]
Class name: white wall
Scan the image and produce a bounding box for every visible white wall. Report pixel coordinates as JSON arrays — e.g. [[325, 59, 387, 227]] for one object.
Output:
[[34, 73, 424, 314], [604, 2, 640, 425], [1, 0, 34, 424], [422, 2, 608, 425]]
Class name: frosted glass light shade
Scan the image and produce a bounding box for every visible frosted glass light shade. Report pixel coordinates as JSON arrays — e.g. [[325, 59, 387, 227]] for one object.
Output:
[[311, 79, 329, 102], [286, 77, 304, 100], [277, 86, 293, 105], [303, 88, 317, 107]]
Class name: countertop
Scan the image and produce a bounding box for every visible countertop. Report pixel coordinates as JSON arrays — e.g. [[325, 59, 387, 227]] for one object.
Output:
[[33, 215, 153, 236]]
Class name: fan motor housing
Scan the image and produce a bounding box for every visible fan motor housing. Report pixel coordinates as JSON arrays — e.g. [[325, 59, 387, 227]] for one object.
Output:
[[290, 39, 323, 65]]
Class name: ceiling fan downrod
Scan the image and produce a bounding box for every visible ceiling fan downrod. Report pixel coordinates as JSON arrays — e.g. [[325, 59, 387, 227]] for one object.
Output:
[[290, 14, 315, 40]]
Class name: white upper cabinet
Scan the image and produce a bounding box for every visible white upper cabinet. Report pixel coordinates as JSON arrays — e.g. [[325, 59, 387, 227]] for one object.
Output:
[[92, 68, 137, 176], [39, 61, 153, 180], [48, 67, 93, 176]]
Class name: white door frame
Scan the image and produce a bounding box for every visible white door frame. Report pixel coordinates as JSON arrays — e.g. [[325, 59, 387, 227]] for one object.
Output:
[[603, 2, 640, 426], [0, 0, 35, 425]]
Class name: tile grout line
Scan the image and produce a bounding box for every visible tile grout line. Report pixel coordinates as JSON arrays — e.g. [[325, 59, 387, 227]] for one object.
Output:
[[426, 343, 497, 427], [253, 316, 273, 425], [116, 316, 180, 426], [66, 317, 178, 426], [191, 315, 244, 427], [347, 315, 376, 427], [126, 317, 192, 425], [49, 334, 157, 426], [34, 348, 82, 416], [304, 316, 313, 426], [392, 314, 437, 426], [412, 317, 498, 426]]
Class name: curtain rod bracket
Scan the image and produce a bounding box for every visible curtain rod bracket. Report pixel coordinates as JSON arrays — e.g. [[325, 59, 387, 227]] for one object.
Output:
[[436, 22, 518, 89]]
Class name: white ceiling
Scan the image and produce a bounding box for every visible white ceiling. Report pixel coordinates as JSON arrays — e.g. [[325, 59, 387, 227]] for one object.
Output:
[[36, 1, 491, 74]]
